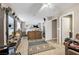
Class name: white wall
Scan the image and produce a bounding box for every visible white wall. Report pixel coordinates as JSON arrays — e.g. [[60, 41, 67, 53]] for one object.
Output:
[[45, 20, 52, 41]]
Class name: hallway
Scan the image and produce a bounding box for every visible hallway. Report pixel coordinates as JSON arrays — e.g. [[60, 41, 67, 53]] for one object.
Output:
[[1, 1, 79, 59], [1, 3, 79, 55]]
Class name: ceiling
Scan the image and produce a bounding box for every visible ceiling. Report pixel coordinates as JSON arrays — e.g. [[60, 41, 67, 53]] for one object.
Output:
[[3, 3, 78, 24]]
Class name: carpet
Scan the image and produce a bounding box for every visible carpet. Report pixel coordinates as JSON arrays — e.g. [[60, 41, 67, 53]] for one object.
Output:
[[28, 40, 55, 55]]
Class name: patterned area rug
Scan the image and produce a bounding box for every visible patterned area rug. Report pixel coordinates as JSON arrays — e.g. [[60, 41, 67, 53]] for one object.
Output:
[[28, 40, 55, 55]]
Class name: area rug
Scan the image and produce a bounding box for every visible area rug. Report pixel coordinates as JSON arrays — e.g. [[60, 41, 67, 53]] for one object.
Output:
[[28, 40, 55, 55]]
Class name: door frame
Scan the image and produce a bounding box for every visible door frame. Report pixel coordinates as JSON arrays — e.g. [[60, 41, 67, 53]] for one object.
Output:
[[59, 11, 74, 44]]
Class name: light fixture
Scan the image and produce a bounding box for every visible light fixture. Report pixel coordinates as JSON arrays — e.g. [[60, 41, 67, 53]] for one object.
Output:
[[43, 3, 52, 7], [39, 3, 53, 12], [42, 3, 52, 8]]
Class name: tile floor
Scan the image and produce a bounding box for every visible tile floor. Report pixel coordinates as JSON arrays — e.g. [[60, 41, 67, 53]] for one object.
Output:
[[16, 37, 65, 55]]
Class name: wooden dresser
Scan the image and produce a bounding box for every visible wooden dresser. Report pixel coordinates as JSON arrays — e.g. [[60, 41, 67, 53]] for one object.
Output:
[[27, 31, 42, 40]]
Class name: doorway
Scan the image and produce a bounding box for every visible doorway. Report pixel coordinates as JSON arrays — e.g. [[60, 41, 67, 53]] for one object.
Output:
[[52, 19, 57, 43], [61, 14, 73, 43]]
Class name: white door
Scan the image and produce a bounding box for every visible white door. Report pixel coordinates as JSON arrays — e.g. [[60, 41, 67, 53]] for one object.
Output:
[[61, 17, 71, 43]]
